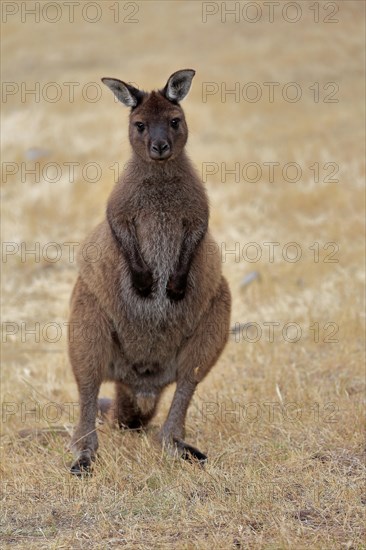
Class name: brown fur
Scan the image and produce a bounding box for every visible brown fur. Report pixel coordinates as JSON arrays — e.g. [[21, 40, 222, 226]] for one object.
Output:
[[68, 70, 231, 474]]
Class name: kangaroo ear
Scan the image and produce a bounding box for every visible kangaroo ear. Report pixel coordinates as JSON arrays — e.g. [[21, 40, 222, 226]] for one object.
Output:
[[101, 77, 144, 108], [163, 69, 195, 103]]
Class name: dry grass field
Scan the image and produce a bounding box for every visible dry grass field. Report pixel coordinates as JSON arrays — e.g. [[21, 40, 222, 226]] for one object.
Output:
[[1, 1, 365, 548]]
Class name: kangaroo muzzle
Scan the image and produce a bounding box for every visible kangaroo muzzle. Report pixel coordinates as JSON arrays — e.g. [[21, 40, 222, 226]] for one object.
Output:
[[150, 139, 171, 160]]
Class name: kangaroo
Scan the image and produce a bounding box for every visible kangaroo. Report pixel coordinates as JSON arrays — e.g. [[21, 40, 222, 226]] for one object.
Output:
[[69, 69, 231, 474]]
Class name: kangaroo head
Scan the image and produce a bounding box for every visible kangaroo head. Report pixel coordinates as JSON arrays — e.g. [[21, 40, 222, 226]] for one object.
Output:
[[102, 69, 195, 162]]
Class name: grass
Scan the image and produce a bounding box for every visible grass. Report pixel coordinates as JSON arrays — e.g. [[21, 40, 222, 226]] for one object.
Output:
[[1, 1, 365, 548]]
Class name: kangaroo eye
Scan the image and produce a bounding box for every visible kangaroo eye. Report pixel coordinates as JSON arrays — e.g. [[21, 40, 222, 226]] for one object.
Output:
[[135, 122, 145, 132], [170, 118, 180, 129]]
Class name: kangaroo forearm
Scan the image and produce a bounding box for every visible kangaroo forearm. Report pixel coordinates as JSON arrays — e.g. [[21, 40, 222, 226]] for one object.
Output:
[[107, 207, 154, 298], [107, 207, 148, 274], [166, 222, 207, 301], [178, 226, 206, 276]]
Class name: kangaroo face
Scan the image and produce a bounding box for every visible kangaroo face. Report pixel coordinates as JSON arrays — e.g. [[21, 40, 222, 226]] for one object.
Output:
[[102, 69, 195, 163], [129, 93, 188, 162]]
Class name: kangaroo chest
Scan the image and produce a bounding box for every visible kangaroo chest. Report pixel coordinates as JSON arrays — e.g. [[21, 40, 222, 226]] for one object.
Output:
[[135, 187, 190, 278]]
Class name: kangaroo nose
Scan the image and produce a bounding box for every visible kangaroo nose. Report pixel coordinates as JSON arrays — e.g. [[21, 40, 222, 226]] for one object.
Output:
[[150, 140, 171, 159], [159, 142, 169, 153]]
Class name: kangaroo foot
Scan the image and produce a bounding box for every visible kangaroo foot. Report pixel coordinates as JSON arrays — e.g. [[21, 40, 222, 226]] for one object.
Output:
[[70, 450, 94, 476], [159, 429, 207, 465], [173, 437, 207, 465], [70, 427, 98, 476]]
